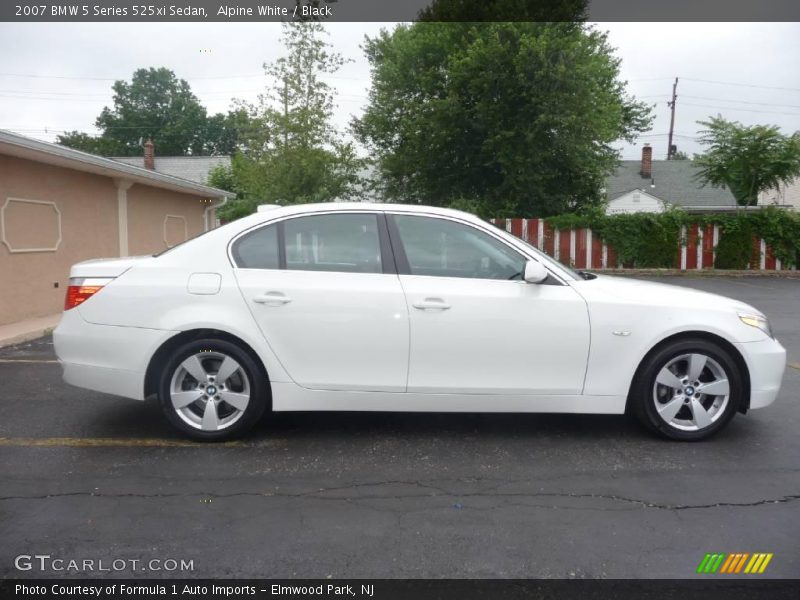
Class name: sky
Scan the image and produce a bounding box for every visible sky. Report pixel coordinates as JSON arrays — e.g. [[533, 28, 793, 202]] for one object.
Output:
[[0, 22, 798, 162]]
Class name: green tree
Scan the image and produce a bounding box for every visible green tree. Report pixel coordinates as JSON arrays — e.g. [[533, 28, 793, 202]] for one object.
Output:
[[52, 132, 126, 156], [417, 0, 588, 22], [221, 22, 363, 219], [671, 150, 690, 160], [57, 68, 247, 156], [353, 23, 653, 217], [694, 116, 800, 206]]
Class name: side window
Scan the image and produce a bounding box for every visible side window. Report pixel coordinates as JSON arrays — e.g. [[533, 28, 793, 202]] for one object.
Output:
[[284, 213, 382, 274], [393, 215, 526, 280], [232, 223, 279, 269]]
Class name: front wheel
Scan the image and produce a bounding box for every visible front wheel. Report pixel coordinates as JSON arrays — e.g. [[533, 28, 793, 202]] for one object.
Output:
[[158, 338, 268, 441], [631, 338, 744, 441]]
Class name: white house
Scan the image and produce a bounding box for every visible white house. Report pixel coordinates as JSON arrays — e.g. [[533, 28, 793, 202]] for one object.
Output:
[[606, 188, 668, 214], [758, 178, 800, 210], [605, 144, 739, 214]]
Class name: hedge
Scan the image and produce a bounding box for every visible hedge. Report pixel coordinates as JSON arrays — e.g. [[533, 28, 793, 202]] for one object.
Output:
[[540, 207, 800, 269]]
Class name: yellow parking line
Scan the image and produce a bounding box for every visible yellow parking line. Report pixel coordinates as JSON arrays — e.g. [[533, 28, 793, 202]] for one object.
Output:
[[0, 437, 246, 448], [0, 359, 58, 363], [788, 362, 800, 371]]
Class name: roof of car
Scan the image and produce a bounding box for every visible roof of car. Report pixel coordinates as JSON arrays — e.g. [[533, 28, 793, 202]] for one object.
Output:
[[247, 201, 475, 218], [217, 202, 487, 241]]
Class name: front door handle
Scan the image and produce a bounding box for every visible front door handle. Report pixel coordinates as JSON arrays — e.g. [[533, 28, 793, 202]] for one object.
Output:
[[253, 292, 292, 305], [412, 298, 451, 311]]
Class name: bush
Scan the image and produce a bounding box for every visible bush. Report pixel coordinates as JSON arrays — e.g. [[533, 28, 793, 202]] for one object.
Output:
[[538, 207, 800, 269], [714, 220, 753, 269]]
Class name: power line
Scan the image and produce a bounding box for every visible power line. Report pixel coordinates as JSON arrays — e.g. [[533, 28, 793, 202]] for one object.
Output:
[[680, 102, 800, 116], [0, 89, 109, 97], [0, 71, 366, 82], [0, 71, 262, 81], [681, 95, 800, 110], [0, 90, 368, 103], [681, 77, 800, 93]]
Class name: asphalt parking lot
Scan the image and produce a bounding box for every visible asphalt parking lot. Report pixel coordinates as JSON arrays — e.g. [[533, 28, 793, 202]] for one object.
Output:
[[1, 275, 798, 579]]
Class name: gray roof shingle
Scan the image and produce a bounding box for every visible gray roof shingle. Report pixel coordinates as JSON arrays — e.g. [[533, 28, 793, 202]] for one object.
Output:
[[607, 160, 737, 208], [110, 155, 231, 185]]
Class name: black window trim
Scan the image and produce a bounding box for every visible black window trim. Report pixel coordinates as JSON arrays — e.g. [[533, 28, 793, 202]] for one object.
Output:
[[385, 212, 564, 285], [230, 210, 397, 276], [277, 220, 286, 270], [377, 212, 398, 275], [385, 212, 411, 275]]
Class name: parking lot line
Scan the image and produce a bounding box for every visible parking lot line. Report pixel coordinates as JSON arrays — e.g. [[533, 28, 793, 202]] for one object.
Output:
[[789, 362, 800, 371], [0, 437, 246, 448]]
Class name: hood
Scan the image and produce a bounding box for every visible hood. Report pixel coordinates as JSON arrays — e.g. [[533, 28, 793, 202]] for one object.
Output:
[[572, 274, 761, 315]]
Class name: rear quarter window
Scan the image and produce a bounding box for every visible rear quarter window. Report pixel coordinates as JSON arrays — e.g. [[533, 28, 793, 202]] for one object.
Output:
[[232, 224, 279, 269]]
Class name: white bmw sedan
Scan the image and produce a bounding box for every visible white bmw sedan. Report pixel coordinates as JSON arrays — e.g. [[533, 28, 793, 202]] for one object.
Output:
[[54, 203, 786, 441]]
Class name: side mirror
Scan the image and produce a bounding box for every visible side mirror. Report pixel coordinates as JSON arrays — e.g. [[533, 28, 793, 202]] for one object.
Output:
[[523, 260, 548, 284]]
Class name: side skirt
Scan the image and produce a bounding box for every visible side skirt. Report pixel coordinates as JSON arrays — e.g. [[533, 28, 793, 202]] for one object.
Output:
[[270, 382, 626, 414]]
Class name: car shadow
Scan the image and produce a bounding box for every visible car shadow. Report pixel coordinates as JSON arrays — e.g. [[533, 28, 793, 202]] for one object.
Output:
[[257, 411, 651, 442], [85, 397, 761, 446]]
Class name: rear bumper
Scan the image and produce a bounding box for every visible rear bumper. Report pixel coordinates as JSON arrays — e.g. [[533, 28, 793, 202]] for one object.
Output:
[[53, 309, 176, 401], [735, 337, 787, 410]]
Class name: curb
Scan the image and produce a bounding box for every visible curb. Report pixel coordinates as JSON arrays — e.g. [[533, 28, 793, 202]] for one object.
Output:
[[590, 269, 800, 278], [0, 314, 60, 349], [0, 327, 54, 349]]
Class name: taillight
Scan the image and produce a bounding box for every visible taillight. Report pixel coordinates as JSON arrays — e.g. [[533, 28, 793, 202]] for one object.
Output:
[[64, 278, 113, 310]]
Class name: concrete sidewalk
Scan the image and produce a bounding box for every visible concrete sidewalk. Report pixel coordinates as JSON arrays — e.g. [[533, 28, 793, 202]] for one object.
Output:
[[0, 313, 60, 348]]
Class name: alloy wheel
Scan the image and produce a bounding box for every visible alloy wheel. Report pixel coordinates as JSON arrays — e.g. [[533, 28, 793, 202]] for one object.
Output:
[[169, 351, 251, 431], [652, 352, 731, 432]]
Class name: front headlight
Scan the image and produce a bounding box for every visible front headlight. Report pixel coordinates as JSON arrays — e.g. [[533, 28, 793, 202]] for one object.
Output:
[[739, 313, 772, 337]]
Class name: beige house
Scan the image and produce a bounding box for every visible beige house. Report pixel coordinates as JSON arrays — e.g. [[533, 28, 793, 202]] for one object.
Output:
[[0, 131, 233, 326]]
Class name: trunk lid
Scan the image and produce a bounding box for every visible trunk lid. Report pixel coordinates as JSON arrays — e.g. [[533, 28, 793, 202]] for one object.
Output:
[[69, 255, 152, 279]]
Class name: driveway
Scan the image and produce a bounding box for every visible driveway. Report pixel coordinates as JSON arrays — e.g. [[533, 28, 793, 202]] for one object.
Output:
[[0, 275, 798, 579]]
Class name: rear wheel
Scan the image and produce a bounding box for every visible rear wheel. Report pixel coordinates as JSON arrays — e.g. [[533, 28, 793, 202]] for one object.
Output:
[[158, 338, 267, 441], [631, 338, 743, 441]]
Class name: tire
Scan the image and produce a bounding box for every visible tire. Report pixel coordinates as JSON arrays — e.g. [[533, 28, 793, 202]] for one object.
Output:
[[158, 338, 268, 441], [630, 338, 743, 441]]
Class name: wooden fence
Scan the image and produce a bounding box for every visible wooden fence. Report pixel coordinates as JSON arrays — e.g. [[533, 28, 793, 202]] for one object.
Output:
[[490, 218, 794, 271]]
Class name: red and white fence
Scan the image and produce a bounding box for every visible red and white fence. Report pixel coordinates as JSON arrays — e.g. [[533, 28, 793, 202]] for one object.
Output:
[[491, 218, 793, 271]]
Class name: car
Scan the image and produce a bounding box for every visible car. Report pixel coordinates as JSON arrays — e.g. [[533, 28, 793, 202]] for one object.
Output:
[[53, 203, 786, 442]]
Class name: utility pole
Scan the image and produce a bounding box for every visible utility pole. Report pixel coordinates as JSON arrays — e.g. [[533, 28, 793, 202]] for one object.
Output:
[[667, 77, 678, 160]]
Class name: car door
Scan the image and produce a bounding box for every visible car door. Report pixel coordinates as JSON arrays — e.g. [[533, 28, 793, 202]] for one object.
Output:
[[232, 212, 409, 392], [388, 213, 590, 395]]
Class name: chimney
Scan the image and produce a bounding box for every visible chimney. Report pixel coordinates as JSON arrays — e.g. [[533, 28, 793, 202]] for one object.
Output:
[[143, 139, 155, 170], [641, 144, 652, 179]]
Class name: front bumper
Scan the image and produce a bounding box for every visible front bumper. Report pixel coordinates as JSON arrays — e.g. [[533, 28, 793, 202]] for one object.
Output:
[[735, 336, 787, 410], [53, 308, 176, 401]]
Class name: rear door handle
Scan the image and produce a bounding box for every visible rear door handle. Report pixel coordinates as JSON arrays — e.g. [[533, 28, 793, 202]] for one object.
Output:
[[412, 298, 451, 311], [253, 292, 292, 305]]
